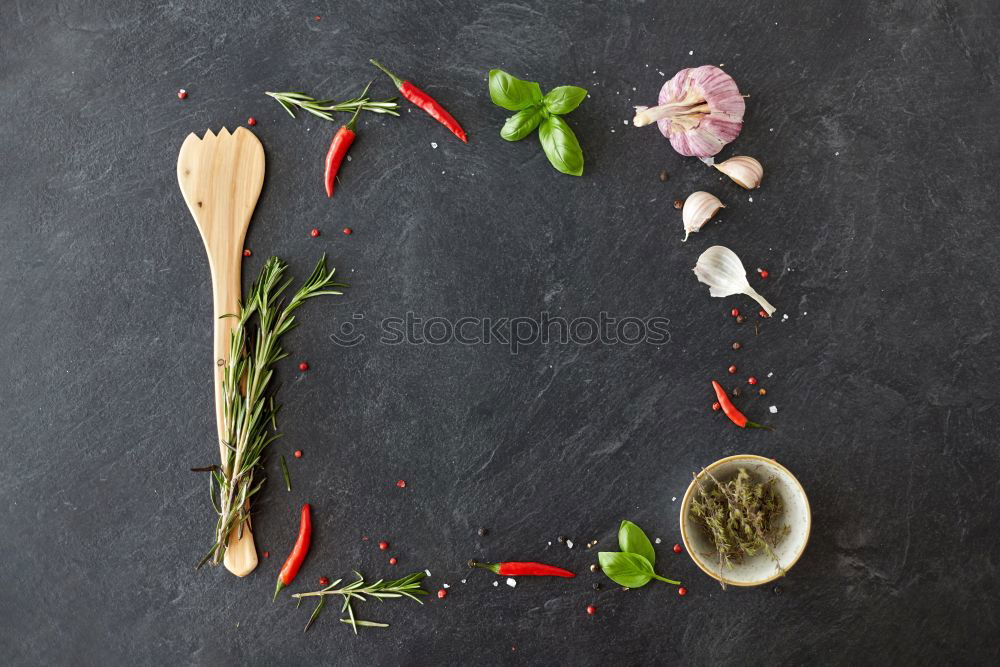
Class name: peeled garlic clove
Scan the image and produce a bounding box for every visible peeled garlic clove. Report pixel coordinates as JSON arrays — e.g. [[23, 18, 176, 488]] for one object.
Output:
[[682, 192, 725, 241], [714, 156, 763, 189], [693, 245, 776, 315]]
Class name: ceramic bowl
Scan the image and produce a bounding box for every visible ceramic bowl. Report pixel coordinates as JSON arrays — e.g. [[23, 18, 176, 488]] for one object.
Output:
[[679, 454, 810, 587]]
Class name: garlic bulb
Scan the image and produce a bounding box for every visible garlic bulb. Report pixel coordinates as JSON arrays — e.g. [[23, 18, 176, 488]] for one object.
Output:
[[682, 192, 725, 241], [714, 156, 763, 189], [633, 66, 745, 157], [693, 245, 776, 315]]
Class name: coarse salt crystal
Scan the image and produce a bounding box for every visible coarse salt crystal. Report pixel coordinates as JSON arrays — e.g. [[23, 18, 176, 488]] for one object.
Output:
[[654, 538, 662, 544], [443, 584, 450, 589], [623, 119, 629, 125], [461, 579, 467, 584], [671, 496, 676, 502], [346, 155, 351, 161], [769, 406, 778, 414], [506, 578, 517, 588], [566, 540, 574, 549], [493, 580, 499, 587], [430, 142, 438, 149], [689, 50, 693, 55], [781, 314, 789, 321], [767, 372, 773, 378], [749, 196, 753, 202], [425, 569, 432, 576]]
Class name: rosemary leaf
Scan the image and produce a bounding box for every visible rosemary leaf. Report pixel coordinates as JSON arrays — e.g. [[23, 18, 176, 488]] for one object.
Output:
[[280, 455, 291, 492]]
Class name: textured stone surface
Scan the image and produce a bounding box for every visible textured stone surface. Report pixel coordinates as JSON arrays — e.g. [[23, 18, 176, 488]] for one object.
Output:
[[2, 0, 999, 664]]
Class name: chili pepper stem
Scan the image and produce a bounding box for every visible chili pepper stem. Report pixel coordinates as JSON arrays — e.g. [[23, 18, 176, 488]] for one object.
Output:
[[746, 421, 775, 431], [468, 559, 501, 574], [369, 59, 404, 89], [273, 579, 285, 602]]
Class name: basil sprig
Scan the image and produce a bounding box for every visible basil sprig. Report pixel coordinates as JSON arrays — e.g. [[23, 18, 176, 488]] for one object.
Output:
[[489, 69, 586, 176], [598, 520, 681, 588]]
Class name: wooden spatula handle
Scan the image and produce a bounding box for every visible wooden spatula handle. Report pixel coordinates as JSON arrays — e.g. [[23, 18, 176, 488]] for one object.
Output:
[[211, 255, 259, 577]]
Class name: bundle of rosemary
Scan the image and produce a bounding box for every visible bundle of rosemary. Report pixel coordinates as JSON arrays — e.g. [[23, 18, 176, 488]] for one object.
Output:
[[689, 467, 788, 587], [197, 256, 346, 568]]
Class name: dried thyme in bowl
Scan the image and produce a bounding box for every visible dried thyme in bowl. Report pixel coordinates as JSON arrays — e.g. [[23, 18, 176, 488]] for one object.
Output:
[[689, 467, 789, 587]]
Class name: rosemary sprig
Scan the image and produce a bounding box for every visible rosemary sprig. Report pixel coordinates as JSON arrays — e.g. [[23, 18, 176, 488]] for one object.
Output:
[[292, 572, 428, 634], [265, 90, 400, 120], [198, 255, 347, 568]]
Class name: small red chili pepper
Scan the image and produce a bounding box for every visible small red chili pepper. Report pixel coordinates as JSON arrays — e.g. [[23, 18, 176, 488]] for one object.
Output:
[[370, 59, 467, 143], [711, 381, 772, 430], [273, 504, 312, 600], [468, 560, 575, 578], [324, 101, 363, 197]]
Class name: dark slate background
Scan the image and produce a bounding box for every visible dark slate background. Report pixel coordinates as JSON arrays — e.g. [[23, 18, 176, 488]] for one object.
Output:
[[2, 0, 999, 664]]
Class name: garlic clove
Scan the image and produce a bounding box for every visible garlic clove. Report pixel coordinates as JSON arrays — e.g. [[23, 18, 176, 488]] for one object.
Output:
[[693, 245, 776, 315], [682, 192, 725, 241], [714, 156, 763, 189]]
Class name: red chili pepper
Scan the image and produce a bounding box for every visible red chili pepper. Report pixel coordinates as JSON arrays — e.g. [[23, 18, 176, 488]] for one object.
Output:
[[468, 559, 575, 578], [273, 504, 312, 600], [370, 59, 467, 143], [324, 103, 362, 197], [711, 381, 772, 430]]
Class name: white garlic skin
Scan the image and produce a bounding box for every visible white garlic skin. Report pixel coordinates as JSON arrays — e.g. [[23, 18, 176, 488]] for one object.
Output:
[[681, 192, 726, 241], [714, 156, 763, 189]]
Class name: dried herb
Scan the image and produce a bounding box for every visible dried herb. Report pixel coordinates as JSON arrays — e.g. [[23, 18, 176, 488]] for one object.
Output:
[[197, 256, 346, 568], [292, 571, 428, 634], [689, 467, 789, 588]]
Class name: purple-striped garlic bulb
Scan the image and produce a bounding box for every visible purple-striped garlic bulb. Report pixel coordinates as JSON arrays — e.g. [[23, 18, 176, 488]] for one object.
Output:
[[633, 66, 745, 158]]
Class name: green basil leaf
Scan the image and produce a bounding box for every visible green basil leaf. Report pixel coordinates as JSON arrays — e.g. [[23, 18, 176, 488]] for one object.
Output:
[[489, 69, 543, 111], [598, 551, 654, 588], [500, 107, 543, 141], [618, 520, 656, 567], [538, 116, 584, 176], [543, 85, 588, 115]]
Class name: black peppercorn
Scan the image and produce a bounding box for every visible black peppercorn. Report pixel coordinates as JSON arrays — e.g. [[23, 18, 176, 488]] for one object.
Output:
[[477, 527, 488, 537], [731, 387, 742, 397], [590, 564, 599, 573], [592, 583, 601, 590], [732, 342, 741, 350], [673, 199, 684, 209], [736, 315, 745, 324], [557, 535, 567, 544], [659, 169, 670, 182]]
